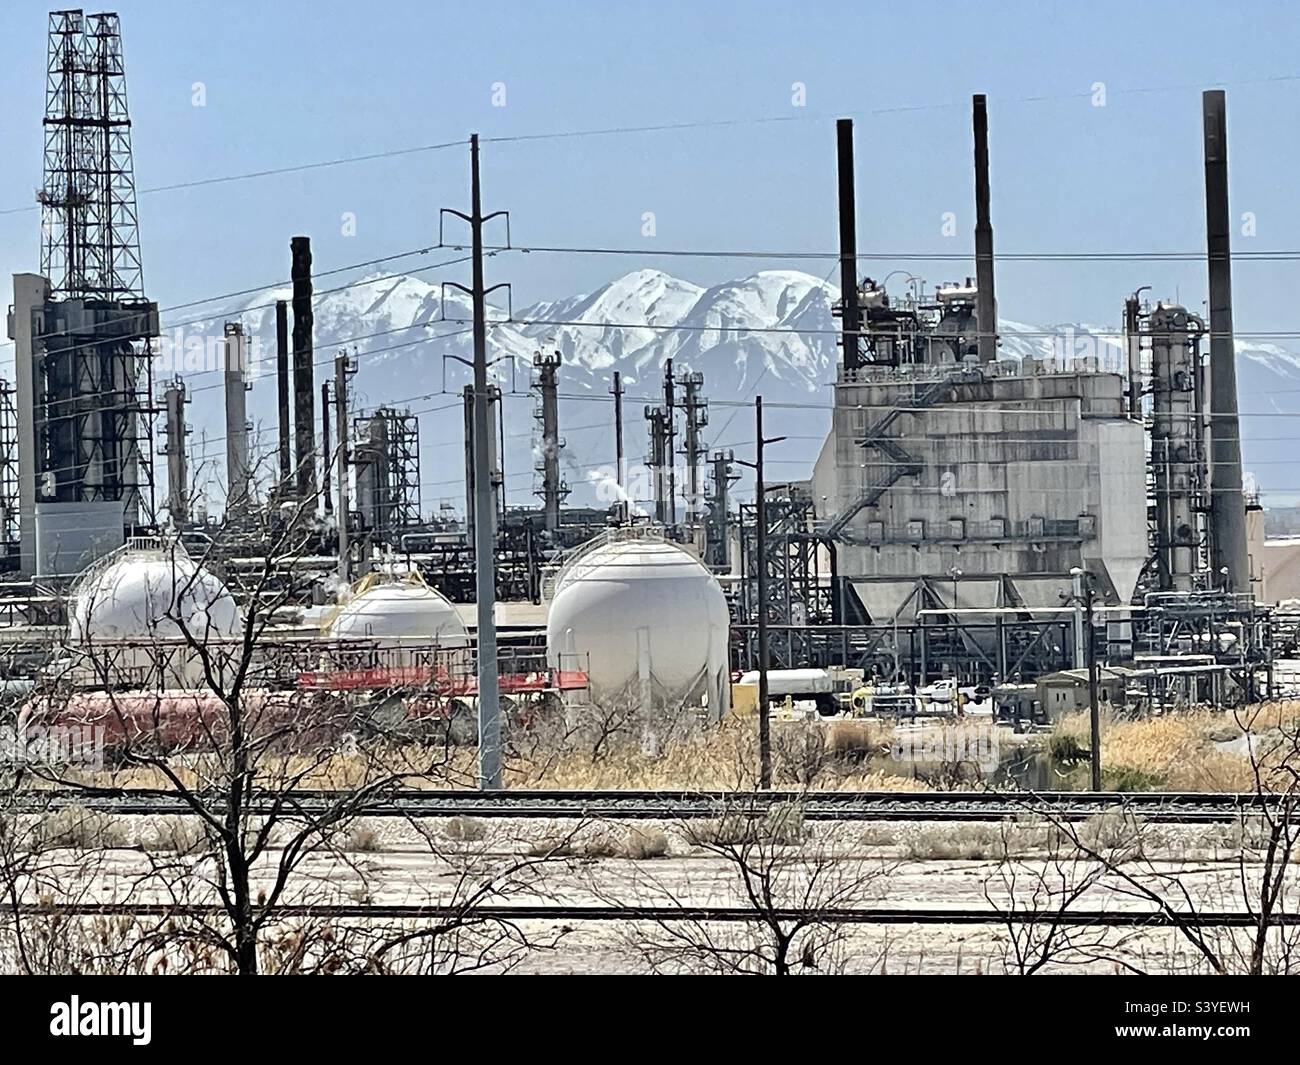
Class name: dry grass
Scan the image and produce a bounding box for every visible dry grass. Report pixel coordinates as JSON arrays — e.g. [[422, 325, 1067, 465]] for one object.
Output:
[[1053, 701, 1300, 793], [36, 712, 934, 795], [35, 805, 128, 849], [506, 717, 926, 792]]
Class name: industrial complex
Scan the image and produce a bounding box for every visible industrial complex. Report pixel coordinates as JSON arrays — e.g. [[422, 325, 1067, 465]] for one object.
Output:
[[7, 2, 1300, 993], [0, 9, 1294, 778]]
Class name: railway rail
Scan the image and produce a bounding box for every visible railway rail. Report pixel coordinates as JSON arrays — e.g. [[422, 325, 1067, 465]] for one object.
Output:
[[8, 788, 1292, 823], [11, 901, 1296, 927]]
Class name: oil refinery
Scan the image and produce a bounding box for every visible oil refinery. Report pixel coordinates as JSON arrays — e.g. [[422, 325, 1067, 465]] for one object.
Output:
[[8, 0, 1300, 996], [0, 10, 1293, 769]]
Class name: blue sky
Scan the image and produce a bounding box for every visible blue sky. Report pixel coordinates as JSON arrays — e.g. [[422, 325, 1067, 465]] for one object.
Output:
[[3, 0, 1300, 346]]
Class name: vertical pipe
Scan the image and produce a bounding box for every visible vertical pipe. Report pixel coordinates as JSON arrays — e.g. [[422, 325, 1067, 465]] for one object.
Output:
[[290, 236, 316, 502], [664, 360, 676, 529], [163, 377, 187, 525], [535, 352, 562, 531], [1203, 89, 1249, 593], [612, 370, 625, 522], [223, 323, 249, 506], [836, 118, 861, 373], [335, 353, 350, 584], [275, 299, 292, 491], [320, 381, 332, 514], [973, 94, 997, 364]]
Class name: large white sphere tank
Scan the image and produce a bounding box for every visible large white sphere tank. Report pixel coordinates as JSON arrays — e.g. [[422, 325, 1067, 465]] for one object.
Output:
[[328, 579, 469, 647], [70, 547, 242, 644], [546, 539, 730, 715]]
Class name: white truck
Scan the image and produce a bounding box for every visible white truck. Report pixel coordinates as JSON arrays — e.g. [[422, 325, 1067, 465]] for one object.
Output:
[[736, 668, 838, 716]]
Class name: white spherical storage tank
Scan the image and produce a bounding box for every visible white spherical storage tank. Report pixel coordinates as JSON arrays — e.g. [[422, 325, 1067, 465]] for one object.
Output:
[[67, 541, 243, 687], [328, 579, 469, 647], [70, 547, 242, 645], [546, 539, 730, 716]]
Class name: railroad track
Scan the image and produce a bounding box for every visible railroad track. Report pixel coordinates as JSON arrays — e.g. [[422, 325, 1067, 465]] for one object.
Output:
[[8, 787, 1290, 823], [11, 901, 1295, 926]]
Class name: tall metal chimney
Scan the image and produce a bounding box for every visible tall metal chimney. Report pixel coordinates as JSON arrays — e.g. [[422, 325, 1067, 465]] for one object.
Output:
[[275, 299, 292, 491], [836, 118, 862, 373], [162, 376, 188, 526], [1202, 89, 1249, 593], [972, 94, 997, 364], [223, 322, 250, 506], [290, 236, 316, 501]]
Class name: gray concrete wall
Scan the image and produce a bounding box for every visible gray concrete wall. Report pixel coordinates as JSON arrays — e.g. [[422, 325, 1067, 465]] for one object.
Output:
[[818, 366, 1146, 600]]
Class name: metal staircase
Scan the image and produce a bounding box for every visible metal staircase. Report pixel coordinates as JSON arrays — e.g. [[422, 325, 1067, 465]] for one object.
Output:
[[825, 370, 972, 540]]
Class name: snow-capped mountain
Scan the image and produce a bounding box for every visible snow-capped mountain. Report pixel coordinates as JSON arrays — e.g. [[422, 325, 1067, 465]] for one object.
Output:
[[171, 269, 1300, 512]]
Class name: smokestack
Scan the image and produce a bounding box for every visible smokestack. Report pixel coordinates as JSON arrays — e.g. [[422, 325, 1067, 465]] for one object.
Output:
[[1203, 89, 1250, 593], [836, 118, 862, 373], [223, 322, 250, 506], [972, 94, 997, 364], [275, 299, 292, 491], [290, 236, 316, 501]]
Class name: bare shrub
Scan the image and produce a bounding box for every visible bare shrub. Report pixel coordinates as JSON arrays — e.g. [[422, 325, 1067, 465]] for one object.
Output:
[[685, 802, 807, 848], [340, 823, 383, 853], [621, 826, 670, 860], [139, 816, 207, 854], [442, 816, 487, 842], [859, 824, 899, 848], [771, 722, 827, 785]]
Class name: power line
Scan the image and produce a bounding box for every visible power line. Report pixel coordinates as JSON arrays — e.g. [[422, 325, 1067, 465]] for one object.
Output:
[[499, 242, 1300, 263], [0, 141, 466, 217], [0, 249, 482, 353], [6, 67, 1299, 216], [478, 315, 1300, 341]]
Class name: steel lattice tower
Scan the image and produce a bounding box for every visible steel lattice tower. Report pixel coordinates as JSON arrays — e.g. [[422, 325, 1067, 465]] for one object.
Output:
[[39, 10, 145, 300], [22, 8, 158, 547]]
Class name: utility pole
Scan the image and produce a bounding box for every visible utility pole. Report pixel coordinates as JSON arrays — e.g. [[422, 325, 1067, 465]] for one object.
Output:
[[1071, 566, 1102, 790], [663, 360, 677, 529], [441, 134, 510, 790], [335, 350, 355, 585], [612, 371, 626, 522], [735, 396, 786, 790], [1085, 575, 1101, 791], [681, 371, 707, 529]]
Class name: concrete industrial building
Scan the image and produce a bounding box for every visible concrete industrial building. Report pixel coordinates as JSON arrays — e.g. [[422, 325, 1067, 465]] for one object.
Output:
[[810, 360, 1147, 618], [808, 96, 1147, 624]]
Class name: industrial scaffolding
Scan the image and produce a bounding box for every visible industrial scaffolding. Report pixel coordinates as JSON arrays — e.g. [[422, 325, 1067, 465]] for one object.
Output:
[[33, 9, 158, 527], [352, 407, 422, 547]]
